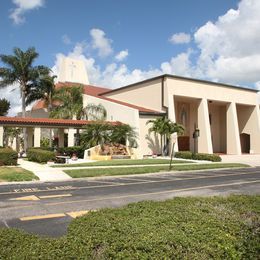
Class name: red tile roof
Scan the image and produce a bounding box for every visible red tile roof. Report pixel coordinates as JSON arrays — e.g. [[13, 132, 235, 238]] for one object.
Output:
[[0, 116, 121, 127], [32, 81, 164, 114]]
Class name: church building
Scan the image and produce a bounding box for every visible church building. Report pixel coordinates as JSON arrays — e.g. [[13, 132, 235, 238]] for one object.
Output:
[[26, 57, 260, 157]]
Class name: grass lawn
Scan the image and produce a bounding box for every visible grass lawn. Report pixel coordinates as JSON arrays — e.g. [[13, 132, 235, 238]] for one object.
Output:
[[0, 167, 39, 182], [0, 195, 259, 259], [64, 163, 249, 178], [52, 158, 193, 168]]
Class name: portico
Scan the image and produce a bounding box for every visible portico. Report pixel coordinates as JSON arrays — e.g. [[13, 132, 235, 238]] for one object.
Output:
[[0, 117, 120, 151]]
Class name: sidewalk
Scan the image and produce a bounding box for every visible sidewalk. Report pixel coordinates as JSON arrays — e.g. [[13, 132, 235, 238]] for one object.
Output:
[[220, 154, 260, 167], [18, 159, 71, 181]]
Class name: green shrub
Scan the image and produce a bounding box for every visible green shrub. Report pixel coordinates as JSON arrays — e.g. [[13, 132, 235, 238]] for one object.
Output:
[[27, 148, 55, 163], [175, 151, 221, 162], [0, 148, 18, 166], [57, 146, 85, 158], [174, 151, 193, 159], [193, 153, 221, 162], [0, 196, 258, 259]]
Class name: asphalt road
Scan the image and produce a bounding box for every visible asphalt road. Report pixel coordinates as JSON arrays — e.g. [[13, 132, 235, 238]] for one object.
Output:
[[0, 167, 259, 237]]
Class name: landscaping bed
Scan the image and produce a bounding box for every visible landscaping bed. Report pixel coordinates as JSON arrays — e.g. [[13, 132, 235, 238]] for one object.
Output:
[[0, 195, 259, 259], [64, 163, 249, 178], [52, 159, 192, 168], [0, 167, 39, 182]]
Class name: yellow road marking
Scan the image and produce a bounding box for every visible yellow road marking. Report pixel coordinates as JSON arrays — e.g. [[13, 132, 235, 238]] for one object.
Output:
[[67, 210, 89, 218], [20, 213, 66, 221], [2, 171, 258, 199], [45, 179, 260, 207], [10, 195, 39, 201], [39, 194, 72, 199], [9, 179, 260, 212]]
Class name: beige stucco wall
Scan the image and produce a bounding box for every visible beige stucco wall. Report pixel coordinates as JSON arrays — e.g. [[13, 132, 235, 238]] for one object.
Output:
[[103, 78, 164, 112], [84, 95, 139, 127], [165, 77, 258, 106]]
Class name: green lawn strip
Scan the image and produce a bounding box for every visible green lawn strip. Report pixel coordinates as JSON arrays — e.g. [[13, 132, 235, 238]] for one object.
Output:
[[0, 195, 259, 259], [0, 167, 39, 182], [64, 163, 249, 178], [51, 159, 193, 168]]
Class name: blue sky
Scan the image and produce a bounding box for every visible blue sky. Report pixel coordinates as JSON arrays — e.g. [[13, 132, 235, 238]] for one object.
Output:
[[1, 0, 238, 70], [1, 0, 260, 114]]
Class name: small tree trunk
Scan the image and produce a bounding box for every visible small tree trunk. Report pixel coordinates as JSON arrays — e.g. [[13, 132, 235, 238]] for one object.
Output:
[[48, 99, 53, 148], [21, 87, 27, 152], [160, 134, 163, 156], [169, 142, 175, 170]]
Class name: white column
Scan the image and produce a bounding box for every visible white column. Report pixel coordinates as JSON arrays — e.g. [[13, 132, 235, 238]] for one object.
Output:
[[226, 102, 241, 154], [27, 128, 33, 148], [58, 128, 65, 148], [168, 95, 178, 152], [68, 128, 76, 147], [197, 98, 213, 154], [34, 127, 41, 147], [244, 105, 260, 153], [0, 126, 3, 147]]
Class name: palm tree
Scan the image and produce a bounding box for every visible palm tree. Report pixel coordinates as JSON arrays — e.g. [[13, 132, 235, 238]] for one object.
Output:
[[110, 124, 137, 147], [84, 103, 107, 121], [26, 75, 56, 147], [50, 85, 84, 120], [147, 117, 184, 156], [146, 117, 167, 155], [0, 47, 50, 150], [80, 121, 111, 148], [168, 122, 185, 169], [50, 85, 85, 146]]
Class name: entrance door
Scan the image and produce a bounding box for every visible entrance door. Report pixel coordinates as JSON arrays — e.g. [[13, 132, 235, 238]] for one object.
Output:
[[178, 136, 190, 151], [240, 133, 250, 153]]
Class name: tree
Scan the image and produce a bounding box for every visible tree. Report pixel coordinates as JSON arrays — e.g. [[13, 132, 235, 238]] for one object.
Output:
[[168, 122, 185, 170], [50, 85, 84, 120], [110, 124, 137, 147], [80, 121, 111, 148], [50, 85, 85, 146], [147, 117, 184, 156], [0, 98, 10, 116], [146, 117, 168, 155], [26, 75, 56, 147], [0, 47, 50, 150], [84, 103, 107, 121]]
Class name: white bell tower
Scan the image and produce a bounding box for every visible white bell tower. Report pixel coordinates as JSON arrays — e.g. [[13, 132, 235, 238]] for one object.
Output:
[[58, 57, 89, 84]]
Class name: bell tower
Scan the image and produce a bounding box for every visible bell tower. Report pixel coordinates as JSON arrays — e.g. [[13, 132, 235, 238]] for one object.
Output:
[[58, 57, 89, 84]]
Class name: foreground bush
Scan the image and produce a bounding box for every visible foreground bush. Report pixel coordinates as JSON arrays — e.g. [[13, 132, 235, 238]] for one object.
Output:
[[0, 195, 259, 259], [175, 151, 221, 162], [0, 147, 18, 165], [27, 148, 55, 163], [57, 146, 85, 158]]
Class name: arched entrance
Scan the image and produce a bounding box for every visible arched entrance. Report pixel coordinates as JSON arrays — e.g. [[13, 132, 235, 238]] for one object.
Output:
[[240, 133, 250, 154]]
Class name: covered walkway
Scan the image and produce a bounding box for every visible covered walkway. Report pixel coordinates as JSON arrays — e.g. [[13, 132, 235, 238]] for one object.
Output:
[[0, 116, 120, 150]]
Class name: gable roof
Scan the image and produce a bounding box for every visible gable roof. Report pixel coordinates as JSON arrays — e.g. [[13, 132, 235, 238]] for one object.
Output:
[[32, 81, 164, 114], [100, 74, 258, 96]]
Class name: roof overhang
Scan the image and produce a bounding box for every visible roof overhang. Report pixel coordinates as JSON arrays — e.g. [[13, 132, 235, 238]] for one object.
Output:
[[0, 117, 122, 129]]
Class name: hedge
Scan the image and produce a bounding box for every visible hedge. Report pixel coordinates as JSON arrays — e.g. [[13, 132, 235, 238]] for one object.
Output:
[[57, 146, 85, 158], [27, 148, 55, 163], [175, 151, 221, 162], [0, 195, 259, 259], [0, 148, 18, 166]]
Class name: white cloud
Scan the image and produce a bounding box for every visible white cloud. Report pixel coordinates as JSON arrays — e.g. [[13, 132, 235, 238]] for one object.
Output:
[[115, 50, 129, 61], [169, 32, 191, 44], [9, 0, 44, 25], [193, 0, 260, 85], [62, 34, 72, 45], [90, 28, 113, 58]]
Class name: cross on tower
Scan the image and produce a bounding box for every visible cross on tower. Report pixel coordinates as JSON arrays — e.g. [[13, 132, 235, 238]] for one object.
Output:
[[69, 62, 77, 79]]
